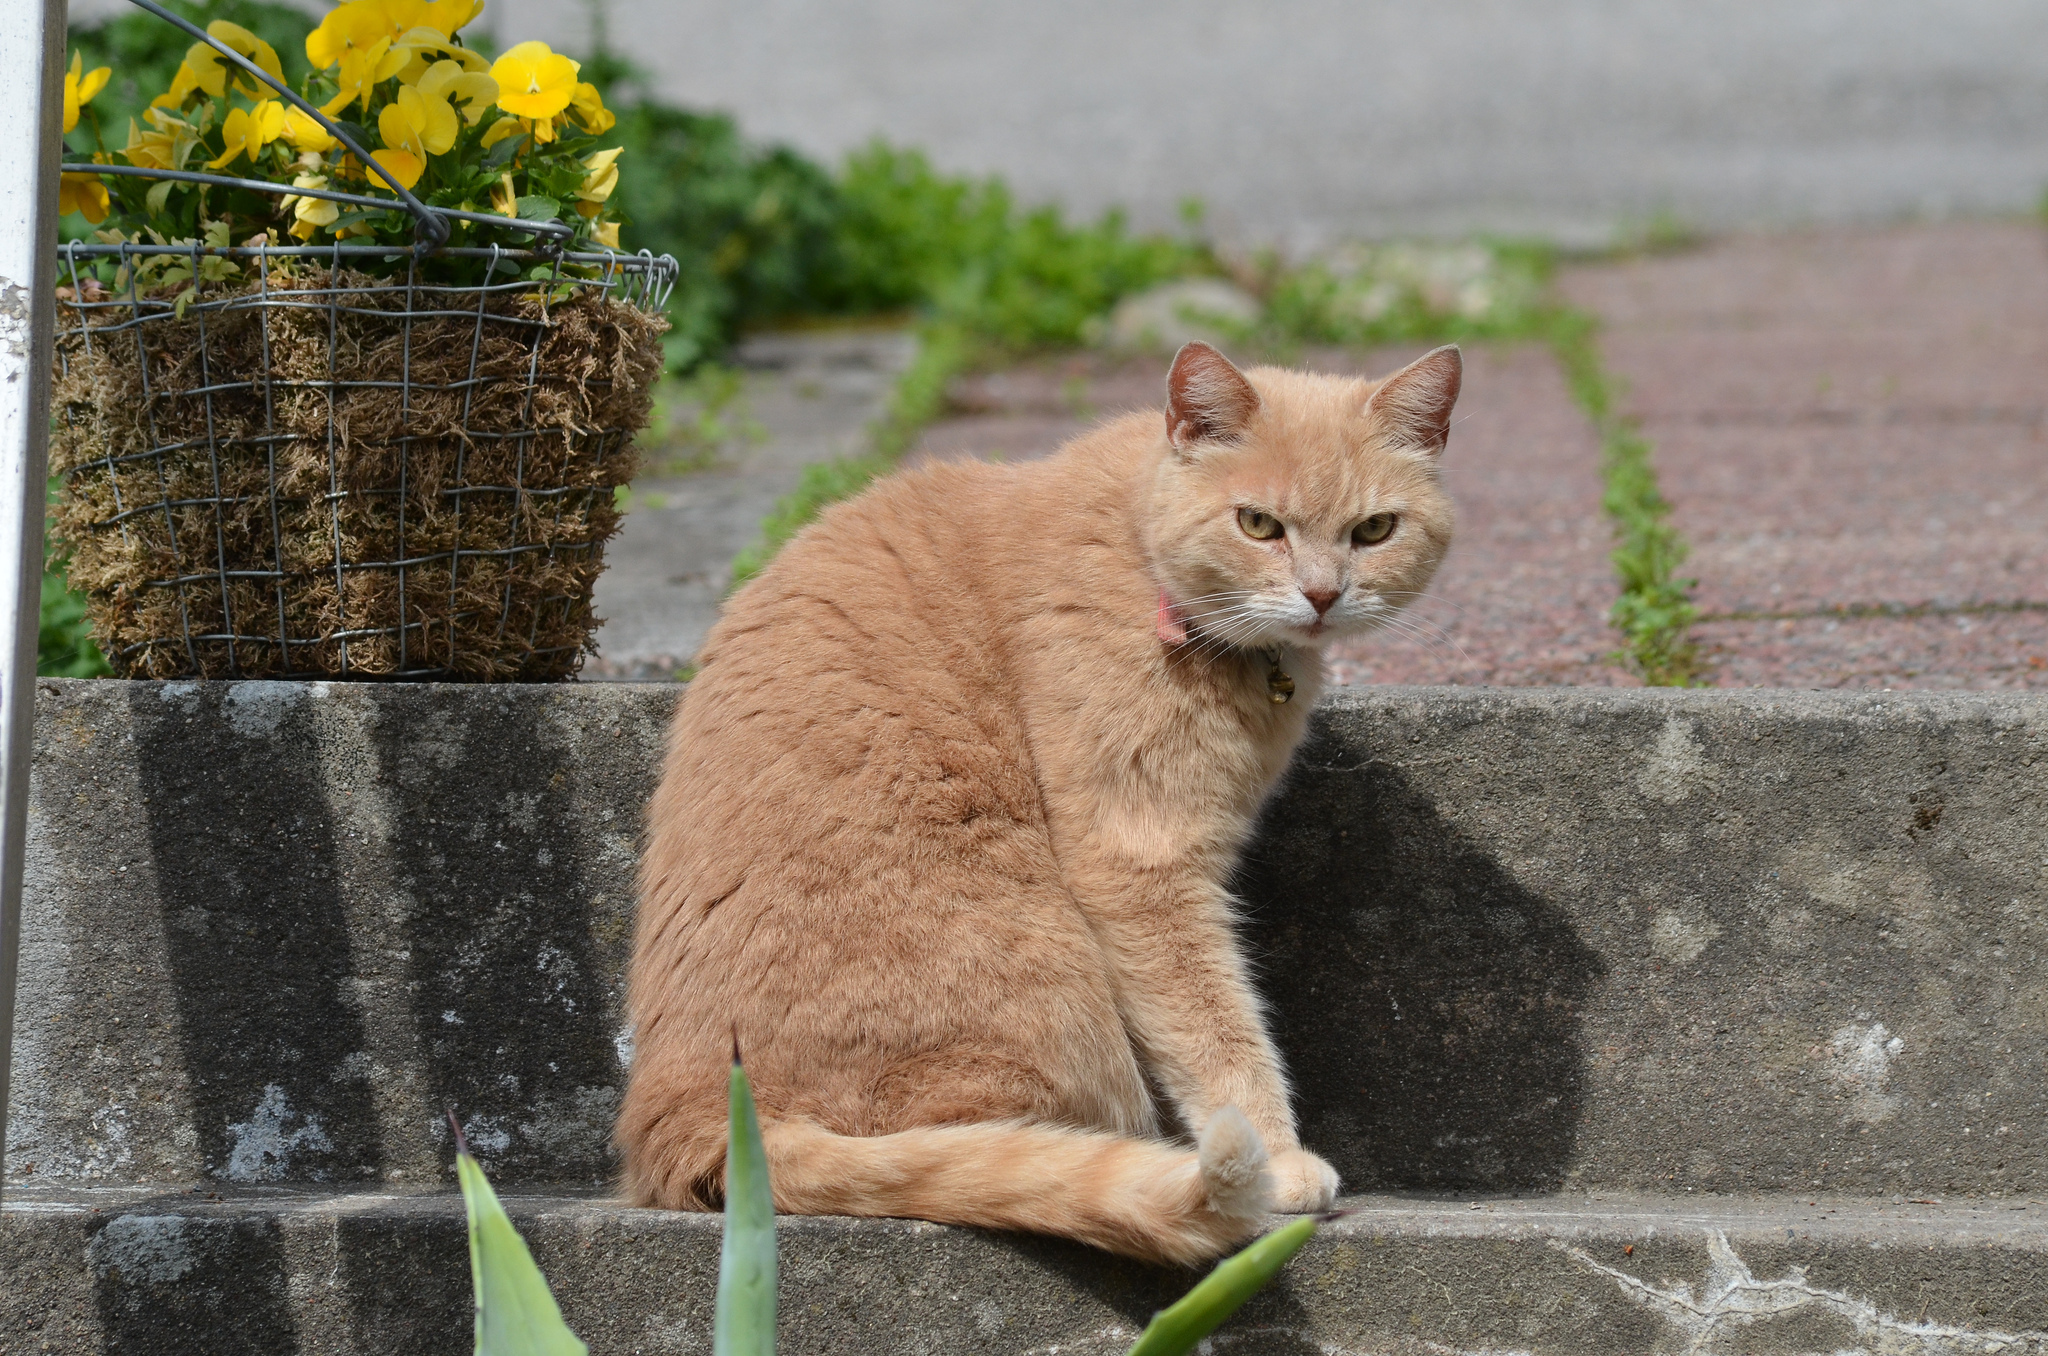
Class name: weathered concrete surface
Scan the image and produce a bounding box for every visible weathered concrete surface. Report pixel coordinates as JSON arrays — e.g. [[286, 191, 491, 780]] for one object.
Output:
[[6, 1186, 2046, 1355], [5, 682, 2046, 1203]]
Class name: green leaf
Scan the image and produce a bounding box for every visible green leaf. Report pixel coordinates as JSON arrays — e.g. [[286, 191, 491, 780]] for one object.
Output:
[[484, 130, 529, 169], [515, 194, 561, 222], [456, 1147, 588, 1356], [715, 1057, 776, 1356], [144, 177, 178, 219], [1123, 1215, 1319, 1356]]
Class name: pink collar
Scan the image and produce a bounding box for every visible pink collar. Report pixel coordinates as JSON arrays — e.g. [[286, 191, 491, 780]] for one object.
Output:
[[1157, 589, 1190, 646]]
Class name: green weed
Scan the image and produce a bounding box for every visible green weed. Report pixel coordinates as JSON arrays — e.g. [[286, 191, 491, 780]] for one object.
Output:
[[1545, 309, 1702, 686]]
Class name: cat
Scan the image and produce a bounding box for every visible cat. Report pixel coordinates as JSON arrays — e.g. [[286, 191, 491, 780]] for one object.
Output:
[[618, 340, 1461, 1263]]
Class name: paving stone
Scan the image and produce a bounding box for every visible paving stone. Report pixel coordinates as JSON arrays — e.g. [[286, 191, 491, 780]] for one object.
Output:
[[1564, 222, 2048, 689]]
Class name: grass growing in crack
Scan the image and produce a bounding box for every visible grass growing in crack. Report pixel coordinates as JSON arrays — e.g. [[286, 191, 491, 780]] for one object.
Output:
[[1545, 308, 1703, 686]]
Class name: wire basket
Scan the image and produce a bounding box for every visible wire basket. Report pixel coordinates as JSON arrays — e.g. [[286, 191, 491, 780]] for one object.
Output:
[[50, 241, 674, 680], [48, 0, 677, 680]]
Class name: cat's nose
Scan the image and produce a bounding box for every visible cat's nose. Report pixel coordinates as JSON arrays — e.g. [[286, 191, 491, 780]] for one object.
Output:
[[1303, 588, 1340, 617]]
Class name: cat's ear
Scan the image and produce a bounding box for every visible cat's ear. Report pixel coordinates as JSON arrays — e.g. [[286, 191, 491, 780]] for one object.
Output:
[[1363, 344, 1462, 456], [1165, 342, 1261, 454]]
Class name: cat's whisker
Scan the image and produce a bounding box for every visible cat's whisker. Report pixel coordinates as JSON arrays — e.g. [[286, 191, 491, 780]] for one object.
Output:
[[1363, 611, 1472, 666]]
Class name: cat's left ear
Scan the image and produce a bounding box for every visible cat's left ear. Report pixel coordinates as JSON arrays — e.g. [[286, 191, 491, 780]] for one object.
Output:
[[1363, 344, 1462, 456]]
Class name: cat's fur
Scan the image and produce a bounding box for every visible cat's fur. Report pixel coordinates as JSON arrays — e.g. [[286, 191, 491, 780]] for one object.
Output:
[[619, 342, 1461, 1262]]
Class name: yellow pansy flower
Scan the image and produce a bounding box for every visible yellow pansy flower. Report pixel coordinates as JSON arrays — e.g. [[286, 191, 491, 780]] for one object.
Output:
[[489, 171, 517, 216], [308, 2, 412, 111], [590, 219, 620, 249], [306, 0, 399, 69], [58, 173, 109, 224], [281, 106, 338, 153], [64, 52, 111, 134], [379, 82, 457, 161], [197, 21, 286, 98], [566, 82, 614, 135], [416, 59, 498, 126], [281, 172, 342, 240], [207, 100, 288, 168], [490, 41, 578, 120], [575, 146, 621, 205]]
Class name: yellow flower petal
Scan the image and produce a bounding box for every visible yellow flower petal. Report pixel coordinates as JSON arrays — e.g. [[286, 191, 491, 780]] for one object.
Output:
[[591, 219, 620, 249], [576, 147, 621, 203], [417, 0, 484, 37], [479, 116, 522, 149], [282, 106, 338, 153], [418, 58, 498, 124], [568, 81, 615, 135], [378, 101, 424, 160], [365, 147, 424, 192], [58, 173, 110, 225], [206, 20, 285, 96]]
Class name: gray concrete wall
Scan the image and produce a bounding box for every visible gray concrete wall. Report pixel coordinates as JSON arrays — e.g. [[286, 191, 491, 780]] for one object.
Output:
[[485, 0, 2048, 248], [8, 680, 2046, 1199]]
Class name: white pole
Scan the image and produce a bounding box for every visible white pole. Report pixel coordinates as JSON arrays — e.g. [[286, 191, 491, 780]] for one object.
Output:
[[0, 0, 69, 1197]]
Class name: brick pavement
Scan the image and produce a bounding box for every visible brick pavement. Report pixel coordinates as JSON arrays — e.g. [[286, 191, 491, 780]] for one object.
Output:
[[1564, 222, 2048, 688]]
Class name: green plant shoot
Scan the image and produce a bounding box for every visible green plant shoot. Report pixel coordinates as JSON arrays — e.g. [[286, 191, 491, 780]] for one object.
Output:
[[1123, 1215, 1320, 1356], [454, 1123, 588, 1356], [716, 1053, 778, 1356]]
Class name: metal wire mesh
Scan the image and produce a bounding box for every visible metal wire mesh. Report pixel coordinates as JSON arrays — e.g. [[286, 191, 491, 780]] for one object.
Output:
[[51, 241, 675, 680]]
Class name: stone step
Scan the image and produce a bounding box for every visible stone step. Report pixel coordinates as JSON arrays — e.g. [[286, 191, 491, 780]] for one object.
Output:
[[5, 1187, 2044, 1355], [7, 681, 2046, 1200]]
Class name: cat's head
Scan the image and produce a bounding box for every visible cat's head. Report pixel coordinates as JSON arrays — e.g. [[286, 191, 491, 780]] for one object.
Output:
[[1143, 341, 1459, 652]]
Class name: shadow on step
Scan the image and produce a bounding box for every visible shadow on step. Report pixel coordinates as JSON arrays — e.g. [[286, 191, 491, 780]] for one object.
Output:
[[132, 685, 385, 1187], [1239, 756, 1604, 1192]]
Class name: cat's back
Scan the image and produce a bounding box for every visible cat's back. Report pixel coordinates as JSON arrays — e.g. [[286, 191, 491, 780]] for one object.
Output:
[[684, 421, 1148, 722]]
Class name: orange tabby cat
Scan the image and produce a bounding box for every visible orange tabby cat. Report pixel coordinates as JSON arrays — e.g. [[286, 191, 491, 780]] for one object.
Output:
[[619, 341, 1460, 1262]]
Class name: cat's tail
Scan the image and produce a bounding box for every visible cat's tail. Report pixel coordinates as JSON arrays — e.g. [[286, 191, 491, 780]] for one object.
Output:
[[759, 1108, 1273, 1265]]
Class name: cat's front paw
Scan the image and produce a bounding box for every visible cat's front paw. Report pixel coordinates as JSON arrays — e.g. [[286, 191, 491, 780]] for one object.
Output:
[[1267, 1148, 1339, 1213]]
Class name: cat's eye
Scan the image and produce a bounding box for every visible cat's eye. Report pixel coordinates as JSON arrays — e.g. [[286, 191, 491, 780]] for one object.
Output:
[[1237, 508, 1284, 541], [1353, 513, 1397, 546]]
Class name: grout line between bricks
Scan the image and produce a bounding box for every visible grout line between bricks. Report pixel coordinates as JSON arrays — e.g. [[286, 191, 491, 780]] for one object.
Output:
[[1699, 599, 2048, 624], [1545, 305, 1704, 686]]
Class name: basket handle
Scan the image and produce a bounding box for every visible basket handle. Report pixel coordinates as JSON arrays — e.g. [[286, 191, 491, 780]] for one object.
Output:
[[106, 0, 573, 253]]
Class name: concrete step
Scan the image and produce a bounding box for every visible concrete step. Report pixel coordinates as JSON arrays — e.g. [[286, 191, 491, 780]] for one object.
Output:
[[7, 680, 2046, 1205], [6, 1186, 2045, 1355]]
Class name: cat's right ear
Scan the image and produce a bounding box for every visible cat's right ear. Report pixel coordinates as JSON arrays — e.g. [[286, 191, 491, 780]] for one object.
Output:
[[1165, 342, 1261, 456]]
